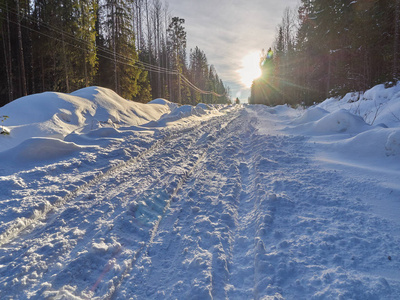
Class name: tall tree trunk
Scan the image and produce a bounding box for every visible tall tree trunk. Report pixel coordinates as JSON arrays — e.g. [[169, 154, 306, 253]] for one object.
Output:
[[394, 0, 400, 79], [16, 0, 27, 96], [80, 4, 88, 87], [155, 0, 162, 97], [138, 0, 143, 51], [134, 0, 142, 51], [145, 0, 151, 65], [84, 52, 88, 87], [5, 3, 14, 102], [61, 33, 70, 92], [112, 2, 118, 93], [178, 72, 181, 104], [41, 56, 45, 91], [164, 7, 171, 99], [327, 51, 331, 97], [2, 25, 12, 102], [26, 0, 34, 94]]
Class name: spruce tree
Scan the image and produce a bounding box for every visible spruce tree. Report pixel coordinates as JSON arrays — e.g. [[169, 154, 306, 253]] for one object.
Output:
[[167, 17, 186, 103]]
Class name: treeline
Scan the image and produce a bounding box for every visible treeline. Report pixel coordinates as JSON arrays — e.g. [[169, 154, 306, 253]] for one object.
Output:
[[0, 0, 230, 107], [250, 0, 400, 106]]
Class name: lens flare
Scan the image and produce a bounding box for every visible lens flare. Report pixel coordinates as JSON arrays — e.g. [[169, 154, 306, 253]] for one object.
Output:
[[238, 51, 262, 88]]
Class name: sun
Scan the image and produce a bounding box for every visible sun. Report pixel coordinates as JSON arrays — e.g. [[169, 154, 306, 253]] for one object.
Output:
[[238, 51, 262, 88]]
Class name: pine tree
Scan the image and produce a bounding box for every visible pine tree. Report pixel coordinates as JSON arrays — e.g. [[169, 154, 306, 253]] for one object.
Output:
[[189, 46, 208, 103], [75, 0, 98, 87]]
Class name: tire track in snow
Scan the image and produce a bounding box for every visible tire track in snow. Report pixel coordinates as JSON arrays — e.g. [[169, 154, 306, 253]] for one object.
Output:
[[0, 112, 236, 249], [0, 137, 165, 248], [0, 109, 240, 299], [225, 115, 261, 299], [104, 112, 238, 300], [109, 109, 254, 299], [90, 106, 400, 299]]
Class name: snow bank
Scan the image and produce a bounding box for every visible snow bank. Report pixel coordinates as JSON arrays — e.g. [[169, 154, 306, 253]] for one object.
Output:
[[290, 109, 371, 136], [148, 98, 178, 111], [324, 127, 400, 168], [291, 106, 329, 125], [70, 87, 171, 126], [146, 103, 217, 127], [312, 109, 371, 134], [289, 82, 400, 169], [1, 137, 91, 165], [0, 87, 173, 153], [0, 86, 229, 168], [319, 83, 400, 128]]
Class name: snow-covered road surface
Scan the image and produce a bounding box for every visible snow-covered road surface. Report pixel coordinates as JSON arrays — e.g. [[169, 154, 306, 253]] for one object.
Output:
[[0, 104, 399, 299]]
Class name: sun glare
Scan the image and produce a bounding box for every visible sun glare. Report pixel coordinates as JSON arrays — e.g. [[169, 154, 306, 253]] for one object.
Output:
[[238, 51, 262, 88]]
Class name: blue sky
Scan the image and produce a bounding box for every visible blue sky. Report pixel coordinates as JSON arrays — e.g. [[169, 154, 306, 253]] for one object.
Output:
[[167, 0, 299, 102]]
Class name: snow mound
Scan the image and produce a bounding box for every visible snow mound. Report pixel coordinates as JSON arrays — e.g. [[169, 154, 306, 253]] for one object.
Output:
[[385, 129, 400, 156], [292, 107, 329, 125], [289, 109, 371, 135], [64, 127, 126, 146], [196, 103, 212, 110], [313, 109, 370, 133], [297, 82, 400, 168], [311, 109, 370, 135], [273, 104, 293, 113], [317, 127, 400, 170], [70, 87, 172, 126], [2, 137, 91, 164], [337, 128, 399, 157], [0, 87, 172, 152], [148, 98, 178, 110], [146, 104, 213, 127], [318, 83, 400, 128], [86, 127, 123, 138]]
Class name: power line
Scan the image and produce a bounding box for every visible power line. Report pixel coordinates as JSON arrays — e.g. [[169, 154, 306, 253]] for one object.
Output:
[[0, 3, 178, 75], [0, 4, 227, 98]]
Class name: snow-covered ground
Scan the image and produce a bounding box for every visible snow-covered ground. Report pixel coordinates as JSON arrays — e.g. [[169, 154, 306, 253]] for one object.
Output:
[[0, 84, 399, 299]]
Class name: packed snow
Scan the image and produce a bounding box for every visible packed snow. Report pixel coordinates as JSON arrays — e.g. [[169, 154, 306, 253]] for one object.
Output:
[[0, 83, 399, 299]]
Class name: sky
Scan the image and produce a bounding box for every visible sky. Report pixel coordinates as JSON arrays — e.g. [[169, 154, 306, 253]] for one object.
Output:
[[167, 0, 300, 102]]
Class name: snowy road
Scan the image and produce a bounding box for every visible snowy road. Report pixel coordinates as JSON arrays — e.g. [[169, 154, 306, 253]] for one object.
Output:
[[0, 105, 400, 299]]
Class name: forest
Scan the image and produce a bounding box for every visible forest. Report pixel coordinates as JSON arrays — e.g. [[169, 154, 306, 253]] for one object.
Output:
[[0, 0, 230, 108], [250, 0, 400, 107]]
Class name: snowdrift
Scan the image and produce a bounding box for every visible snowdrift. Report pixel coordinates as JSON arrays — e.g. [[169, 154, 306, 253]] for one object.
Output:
[[0, 87, 221, 155], [146, 103, 218, 127], [294, 109, 372, 135], [1, 137, 94, 165], [319, 83, 400, 128], [0, 87, 172, 153], [288, 82, 400, 168], [290, 106, 329, 125]]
